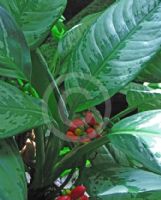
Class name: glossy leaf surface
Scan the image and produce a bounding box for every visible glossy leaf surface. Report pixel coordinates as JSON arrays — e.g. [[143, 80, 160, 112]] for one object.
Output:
[[0, 0, 67, 48], [0, 80, 52, 138], [138, 51, 161, 83], [0, 6, 31, 80], [0, 139, 27, 200], [65, 0, 161, 112], [31, 49, 68, 126], [58, 12, 101, 60], [120, 82, 150, 95], [109, 110, 161, 175], [83, 165, 161, 200], [127, 88, 161, 111]]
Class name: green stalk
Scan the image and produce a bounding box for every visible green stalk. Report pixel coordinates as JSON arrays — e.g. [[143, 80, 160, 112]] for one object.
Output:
[[56, 74, 67, 86], [43, 131, 61, 183], [75, 156, 86, 185], [31, 49, 69, 189], [31, 48, 69, 125], [31, 127, 45, 189], [50, 51, 59, 75], [110, 106, 137, 123], [49, 135, 110, 184]]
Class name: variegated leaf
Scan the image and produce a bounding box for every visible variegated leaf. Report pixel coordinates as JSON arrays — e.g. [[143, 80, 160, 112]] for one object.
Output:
[[0, 138, 27, 200], [0, 80, 52, 138], [109, 110, 161, 175], [0, 0, 67, 48], [127, 88, 161, 111], [82, 165, 161, 200], [0, 6, 31, 80], [65, 0, 161, 112]]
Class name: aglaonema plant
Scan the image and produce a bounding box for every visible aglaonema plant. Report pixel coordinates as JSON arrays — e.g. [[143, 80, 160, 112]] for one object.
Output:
[[1, 0, 161, 200]]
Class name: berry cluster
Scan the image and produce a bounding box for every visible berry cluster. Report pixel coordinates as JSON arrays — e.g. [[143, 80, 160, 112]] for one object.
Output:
[[56, 185, 88, 200], [66, 111, 101, 143]]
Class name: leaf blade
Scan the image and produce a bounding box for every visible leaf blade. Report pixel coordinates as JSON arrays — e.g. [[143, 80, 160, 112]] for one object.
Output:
[[0, 6, 31, 80], [0, 138, 27, 200], [127, 88, 161, 111], [65, 0, 161, 112], [0, 0, 67, 48], [82, 165, 161, 200], [109, 110, 161, 175], [0, 80, 52, 138]]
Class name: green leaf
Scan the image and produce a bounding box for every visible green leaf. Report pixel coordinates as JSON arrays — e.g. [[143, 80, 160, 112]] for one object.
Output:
[[58, 12, 102, 60], [109, 110, 161, 175], [30, 49, 68, 188], [65, 0, 161, 112], [50, 135, 110, 182], [59, 147, 71, 156], [54, 12, 102, 76], [31, 49, 68, 126], [0, 138, 27, 200], [0, 6, 31, 80], [0, 80, 52, 138], [0, 0, 67, 48], [107, 143, 131, 167], [90, 146, 116, 166], [144, 82, 161, 89], [51, 16, 66, 40], [137, 51, 161, 83], [82, 165, 161, 200], [120, 82, 150, 95], [127, 88, 161, 111]]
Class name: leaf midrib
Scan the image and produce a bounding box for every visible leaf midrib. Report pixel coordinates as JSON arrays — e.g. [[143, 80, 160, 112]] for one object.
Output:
[[70, 1, 161, 110], [94, 2, 161, 78], [110, 130, 161, 136]]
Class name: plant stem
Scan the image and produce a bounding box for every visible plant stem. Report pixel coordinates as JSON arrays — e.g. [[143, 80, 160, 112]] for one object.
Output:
[[75, 156, 86, 185], [31, 127, 45, 189], [110, 106, 137, 123], [56, 74, 67, 86], [31, 49, 69, 125], [50, 50, 59, 75], [43, 131, 61, 184], [31, 49, 69, 188], [50, 135, 110, 183]]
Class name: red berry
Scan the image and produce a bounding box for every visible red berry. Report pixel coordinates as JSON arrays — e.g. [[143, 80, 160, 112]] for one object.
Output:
[[66, 131, 79, 142], [70, 185, 86, 200], [66, 131, 75, 136], [85, 112, 97, 126], [56, 195, 71, 200], [80, 138, 91, 143], [86, 128, 97, 139], [69, 119, 85, 132], [79, 195, 89, 200]]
